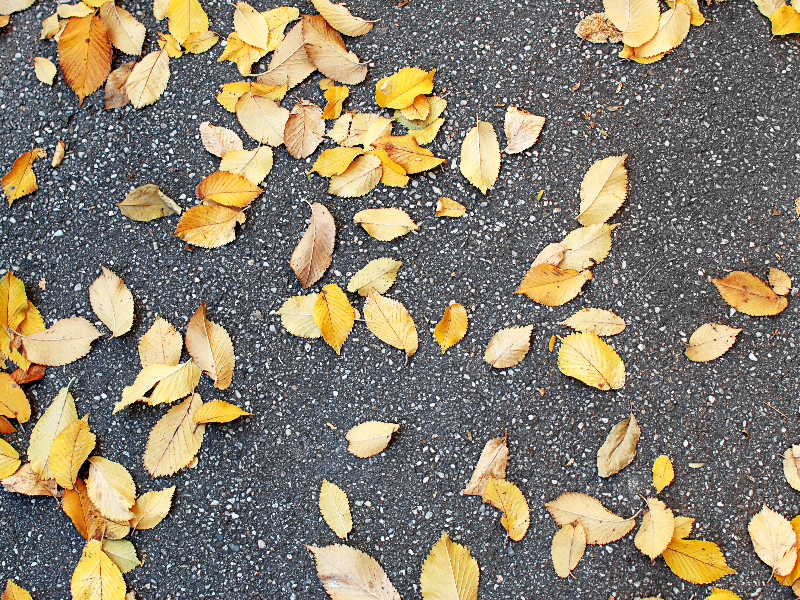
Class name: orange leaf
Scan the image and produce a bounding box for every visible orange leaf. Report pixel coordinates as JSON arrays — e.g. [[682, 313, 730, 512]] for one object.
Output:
[[58, 15, 112, 105]]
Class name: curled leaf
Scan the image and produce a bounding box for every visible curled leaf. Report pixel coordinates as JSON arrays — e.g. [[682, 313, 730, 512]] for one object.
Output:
[[597, 413, 640, 478], [116, 184, 181, 221]]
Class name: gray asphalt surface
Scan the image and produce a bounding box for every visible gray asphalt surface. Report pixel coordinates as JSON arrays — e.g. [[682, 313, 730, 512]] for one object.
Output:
[[1, 0, 800, 598]]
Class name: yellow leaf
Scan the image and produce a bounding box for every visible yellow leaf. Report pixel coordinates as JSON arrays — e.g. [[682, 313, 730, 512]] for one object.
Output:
[[635, 3, 691, 58], [435, 197, 465, 218], [285, 99, 325, 159], [2, 148, 46, 205], [290, 202, 335, 289], [420, 532, 479, 600], [482, 477, 530, 541], [662, 538, 736, 584], [0, 272, 27, 331], [375, 67, 435, 109], [58, 15, 112, 105], [464, 436, 508, 496], [89, 266, 134, 337], [666, 0, 705, 25], [104, 62, 135, 109], [409, 117, 445, 145], [460, 121, 500, 194], [785, 445, 800, 493], [308, 544, 401, 600], [685, 322, 741, 362], [195, 171, 262, 208], [144, 393, 205, 477], [41, 13, 61, 39], [199, 122, 243, 157], [153, 0, 170, 19], [310, 0, 374, 36], [49, 415, 95, 489], [256, 22, 316, 89], [263, 6, 299, 51], [101, 539, 140, 574], [395, 95, 447, 130], [167, 0, 207, 44], [672, 515, 694, 541], [602, 0, 660, 46], [33, 56, 57, 85], [116, 183, 181, 221], [771, 4, 800, 33], [233, 1, 269, 49], [17, 317, 101, 366], [545, 492, 636, 544], [216, 82, 287, 112], [99, 2, 145, 55], [193, 399, 250, 424], [322, 84, 349, 119], [319, 479, 352, 539], [634, 497, 675, 559], [711, 271, 788, 316], [129, 486, 175, 529], [484, 324, 533, 369], [559, 223, 617, 270], [138, 317, 182, 368], [368, 148, 410, 188], [86, 456, 136, 522], [753, 0, 786, 18], [312, 146, 364, 177], [1, 463, 57, 497], [434, 303, 468, 354], [126, 48, 170, 109], [0, 439, 21, 481], [183, 29, 218, 52], [347, 258, 402, 296], [776, 516, 800, 586], [186, 302, 235, 390], [0, 373, 30, 423], [597, 413, 640, 478], [277, 294, 322, 338], [327, 112, 386, 146], [115, 360, 201, 412], [65, 477, 130, 540], [354, 207, 418, 241], [653, 455, 675, 493], [313, 284, 354, 355], [28, 385, 78, 480], [220, 147, 274, 185], [345, 421, 399, 458], [558, 331, 625, 390], [1, 580, 32, 600], [559, 307, 626, 336], [769, 267, 792, 296], [504, 106, 545, 154], [551, 522, 587, 578], [400, 94, 430, 121], [236, 90, 290, 146], [364, 289, 418, 358], [58, 1, 94, 15], [370, 134, 445, 174], [71, 540, 126, 600], [174, 204, 245, 248], [51, 140, 65, 167], [302, 14, 366, 84], [514, 264, 592, 306], [578, 154, 628, 225], [749, 505, 797, 576], [704, 589, 743, 600]]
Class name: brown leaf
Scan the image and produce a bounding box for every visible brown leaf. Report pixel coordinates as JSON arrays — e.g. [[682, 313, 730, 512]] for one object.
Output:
[[185, 302, 235, 390], [284, 99, 325, 159], [302, 15, 367, 85], [711, 271, 788, 317], [257, 21, 316, 89], [290, 202, 335, 288], [2, 463, 58, 497], [575, 12, 624, 43], [104, 62, 135, 110], [464, 436, 508, 496], [685, 323, 742, 363], [597, 413, 640, 478]]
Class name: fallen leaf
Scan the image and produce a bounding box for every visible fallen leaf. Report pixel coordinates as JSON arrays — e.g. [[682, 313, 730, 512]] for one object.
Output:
[[290, 201, 335, 289], [276, 294, 322, 338], [219, 147, 274, 185], [395, 95, 447, 129], [193, 400, 250, 424], [144, 393, 205, 477], [483, 477, 530, 541], [58, 15, 112, 104], [703, 589, 743, 600], [302, 14, 366, 84], [0, 416, 17, 433], [70, 477, 131, 540], [532, 243, 567, 267], [312, 146, 364, 177], [50, 415, 95, 489], [236, 90, 290, 146], [575, 11, 624, 43], [311, 0, 374, 36], [464, 436, 508, 496], [86, 456, 136, 522], [504, 106, 545, 154], [0, 438, 21, 480], [776, 516, 800, 586], [785, 445, 800, 493], [635, 497, 675, 559], [174, 204, 245, 248], [129, 486, 175, 529], [0, 15, 7, 27], [662, 538, 736, 584], [319, 479, 352, 539], [285, 99, 325, 158], [52, 140, 66, 167], [578, 154, 628, 225], [196, 171, 262, 208], [484, 324, 533, 369], [460, 121, 501, 194], [597, 413, 640, 477], [368, 149, 409, 187], [167, 0, 208, 45], [375, 67, 435, 109], [435, 303, 468, 354], [2, 297, 44, 371], [347, 258, 402, 296], [116, 184, 181, 221], [769, 267, 792, 296], [634, 3, 691, 58], [408, 117, 444, 145], [186, 303, 235, 390], [558, 223, 617, 270], [200, 122, 244, 157], [364, 289, 418, 358], [115, 360, 201, 412], [753, 0, 786, 18], [104, 61, 135, 109], [102, 539, 140, 574], [685, 323, 742, 362], [138, 317, 182, 368], [345, 421, 399, 458], [545, 492, 636, 544], [435, 197, 466, 217], [263, 6, 300, 51], [711, 271, 788, 317], [2, 148, 46, 205], [257, 21, 316, 89], [560, 308, 626, 336], [353, 207, 418, 240], [603, 0, 660, 46], [126, 47, 170, 109], [0, 0, 35, 13], [216, 81, 288, 112], [0, 373, 31, 423], [551, 522, 587, 578], [0, 273, 26, 333], [370, 135, 445, 174], [17, 317, 101, 367], [514, 264, 592, 306], [401, 94, 430, 121], [558, 331, 625, 390], [322, 84, 349, 119], [184, 29, 219, 52], [33, 56, 57, 85], [158, 31, 183, 57], [314, 284, 354, 354], [233, 1, 269, 50], [672, 516, 694, 541], [1, 580, 32, 600], [653, 455, 675, 493], [771, 4, 800, 34], [1, 463, 58, 496], [71, 539, 126, 600], [99, 2, 145, 55], [89, 266, 134, 338], [308, 544, 401, 600], [749, 505, 797, 576], [58, 3, 95, 18], [420, 533, 479, 600]]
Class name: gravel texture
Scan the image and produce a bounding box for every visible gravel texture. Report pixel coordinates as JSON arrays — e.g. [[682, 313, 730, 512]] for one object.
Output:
[[1, 0, 799, 598]]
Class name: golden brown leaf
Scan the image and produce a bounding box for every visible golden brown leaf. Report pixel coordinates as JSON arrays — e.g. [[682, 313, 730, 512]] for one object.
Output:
[[464, 436, 508, 496], [276, 294, 322, 338], [236, 90, 290, 146], [322, 84, 349, 119], [515, 264, 592, 306], [175, 204, 245, 248], [328, 153, 383, 198], [578, 154, 628, 225], [185, 302, 235, 390], [711, 271, 788, 316], [769, 267, 792, 296], [353, 207, 418, 240], [58, 15, 112, 105], [285, 99, 325, 158], [129, 486, 175, 529], [2, 148, 46, 205], [685, 323, 742, 362], [0, 373, 31, 423], [116, 183, 181, 221], [347, 258, 402, 296], [434, 303, 468, 354], [104, 62, 134, 109], [319, 479, 352, 539], [635, 497, 675, 559], [482, 477, 530, 541], [216, 82, 287, 112], [183, 29, 218, 52], [290, 202, 335, 289], [138, 317, 182, 368], [653, 455, 675, 493], [257, 21, 316, 89], [1, 463, 58, 496], [400, 94, 430, 121], [368, 148, 409, 188], [313, 284, 354, 355], [200, 122, 243, 158], [545, 492, 636, 544], [345, 421, 399, 458], [17, 317, 101, 366], [558, 331, 625, 390], [144, 393, 205, 477], [49, 415, 95, 489], [0, 416, 17, 433], [302, 14, 366, 84], [575, 11, 623, 43], [551, 522, 587, 578], [371, 135, 446, 174], [597, 413, 639, 477], [435, 197, 466, 218], [308, 544, 400, 600], [193, 400, 250, 424], [484, 324, 533, 369], [504, 106, 545, 154], [364, 289, 418, 358], [52, 140, 66, 167], [420, 533, 479, 600], [99, 2, 145, 55]]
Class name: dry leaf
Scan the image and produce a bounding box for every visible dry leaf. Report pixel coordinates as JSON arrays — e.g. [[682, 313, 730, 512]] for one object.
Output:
[[257, 21, 316, 89], [704, 590, 743, 600], [129, 486, 175, 529], [89, 266, 134, 337], [158, 32, 183, 57], [347, 258, 402, 296], [776, 516, 800, 586], [285, 99, 325, 158], [395, 95, 447, 129], [353, 207, 418, 240], [200, 122, 244, 157], [401, 94, 430, 121], [0, 373, 31, 423], [167, 0, 208, 45], [514, 264, 592, 306], [102, 539, 140, 574], [364, 289, 418, 358], [126, 48, 170, 109], [345, 421, 399, 458], [220, 148, 274, 185], [233, 1, 269, 50], [104, 62, 135, 109], [9, 365, 46, 386], [58, 3, 95, 18], [551, 522, 587, 578], [504, 107, 545, 154], [545, 492, 636, 544], [2, 463, 58, 496], [662, 538, 736, 584], [460, 121, 501, 194], [634, 3, 691, 58], [192, 400, 250, 424], [182, 29, 218, 52], [635, 497, 675, 560], [308, 544, 401, 600], [1, 580, 32, 600], [50, 415, 95, 489], [312, 146, 363, 176], [435, 303, 468, 354], [771, 4, 800, 33], [311, 0, 374, 36], [2, 148, 46, 205], [18, 317, 101, 367], [603, 0, 660, 46], [52, 140, 66, 167], [370, 135, 445, 174], [322, 84, 349, 119], [0, 0, 35, 13], [3, 298, 44, 371], [276, 294, 322, 338], [560, 308, 626, 336], [558, 331, 625, 390], [435, 197, 466, 218], [464, 436, 508, 496], [578, 154, 628, 225], [484, 324, 533, 369], [144, 393, 205, 477], [559, 223, 617, 270], [420, 533, 479, 600], [575, 12, 624, 42], [685, 323, 742, 362], [785, 446, 800, 492], [749, 505, 797, 576], [0, 438, 21, 480], [186, 302, 235, 390], [375, 67, 435, 109], [263, 6, 300, 50], [86, 456, 136, 522], [27, 386, 77, 480], [302, 14, 366, 84], [114, 360, 201, 412], [711, 271, 788, 317], [41, 13, 60, 38], [196, 171, 262, 208], [217, 81, 287, 112], [482, 477, 530, 541], [753, 0, 786, 18], [236, 91, 290, 146], [769, 267, 792, 296], [319, 479, 352, 539], [408, 117, 444, 145], [175, 204, 245, 248], [653, 455, 675, 493], [116, 184, 181, 221], [0, 416, 17, 434], [597, 413, 640, 477], [313, 284, 354, 354], [33, 56, 57, 85], [672, 516, 694, 541], [368, 149, 410, 188], [99, 2, 145, 55], [71, 539, 126, 600], [290, 202, 335, 289], [69, 477, 131, 540], [58, 15, 112, 105], [138, 317, 182, 368]]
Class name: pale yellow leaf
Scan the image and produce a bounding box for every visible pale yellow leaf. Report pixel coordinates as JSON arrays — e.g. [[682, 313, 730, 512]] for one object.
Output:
[[310, 0, 374, 36], [1, 463, 58, 496], [532, 242, 567, 267], [504, 106, 545, 154], [603, 0, 660, 46], [711, 271, 788, 316], [578, 154, 628, 225], [153, 0, 170, 19], [420, 532, 479, 600], [672, 515, 694, 541], [395, 95, 447, 130], [0, 438, 21, 481], [558, 331, 625, 390], [319, 479, 352, 539], [144, 393, 205, 477], [435, 197, 465, 218], [290, 202, 335, 289], [408, 117, 445, 145], [345, 421, 399, 458], [749, 505, 797, 576], [484, 325, 533, 369], [685, 323, 742, 362], [174, 205, 246, 248], [101, 539, 140, 574], [776, 516, 800, 586], [233, 1, 269, 50], [559, 223, 617, 270], [41, 13, 60, 39], [193, 400, 250, 424], [99, 2, 146, 55], [464, 436, 508, 496], [635, 4, 691, 58], [114, 360, 201, 412], [89, 266, 134, 337], [574, 11, 624, 43], [302, 15, 366, 84], [597, 413, 639, 477], [27, 386, 78, 480], [364, 288, 418, 358], [0, 0, 35, 14], [753, 0, 786, 17], [376, 67, 435, 109], [662, 538, 736, 584], [71, 540, 126, 600], [216, 81, 287, 112], [33, 56, 56, 85], [312, 146, 363, 177], [785, 446, 800, 492], [49, 415, 95, 489], [200, 122, 243, 157], [347, 258, 402, 296], [129, 486, 175, 529], [263, 6, 300, 51], [138, 317, 182, 368], [514, 264, 592, 306], [353, 207, 418, 241], [769, 267, 792, 296], [313, 284, 354, 354], [183, 29, 218, 53], [434, 303, 468, 354], [256, 21, 316, 89], [551, 522, 587, 578], [87, 456, 136, 522], [236, 91, 290, 146], [545, 492, 636, 544], [116, 184, 181, 221], [460, 121, 500, 194], [220, 147, 274, 185], [285, 99, 325, 158], [185, 302, 235, 390], [653, 455, 675, 493], [308, 544, 401, 600], [276, 294, 322, 338], [560, 308, 626, 336], [482, 477, 530, 541], [635, 497, 675, 559], [167, 0, 208, 45], [126, 48, 170, 109]]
